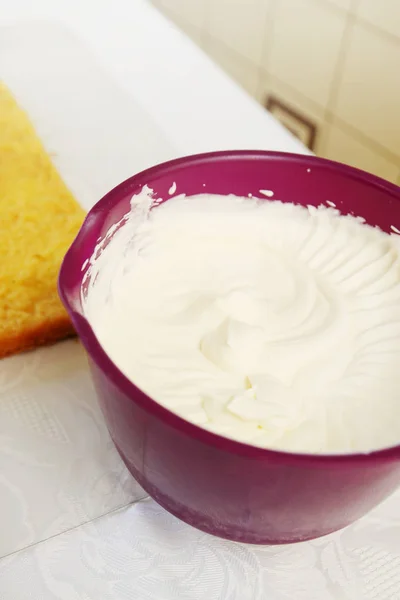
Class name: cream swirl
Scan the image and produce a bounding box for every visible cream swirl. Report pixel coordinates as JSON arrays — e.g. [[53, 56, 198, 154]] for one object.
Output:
[[85, 191, 400, 454]]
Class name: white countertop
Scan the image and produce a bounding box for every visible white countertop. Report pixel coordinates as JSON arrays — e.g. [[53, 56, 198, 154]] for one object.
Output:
[[0, 0, 308, 159], [0, 2, 399, 599]]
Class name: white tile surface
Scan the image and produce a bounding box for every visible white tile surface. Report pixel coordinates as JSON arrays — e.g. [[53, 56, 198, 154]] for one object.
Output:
[[356, 0, 400, 39], [333, 21, 400, 159], [267, 0, 347, 109], [321, 121, 400, 182], [207, 0, 272, 65], [204, 36, 261, 98]]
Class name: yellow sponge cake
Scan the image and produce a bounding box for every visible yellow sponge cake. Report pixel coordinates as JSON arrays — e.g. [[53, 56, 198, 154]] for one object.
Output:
[[0, 82, 85, 358]]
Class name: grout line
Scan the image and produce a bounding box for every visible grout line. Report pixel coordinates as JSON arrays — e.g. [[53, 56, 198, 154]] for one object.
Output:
[[203, 0, 210, 35], [320, 0, 354, 17], [0, 495, 149, 563], [325, 10, 356, 119], [327, 112, 400, 166], [259, 69, 400, 166], [308, 0, 400, 44], [199, 30, 209, 52], [260, 0, 279, 73], [268, 71, 325, 118], [291, 0, 400, 48], [205, 34, 261, 73], [355, 13, 400, 46], [256, 0, 279, 102], [157, 0, 400, 168]]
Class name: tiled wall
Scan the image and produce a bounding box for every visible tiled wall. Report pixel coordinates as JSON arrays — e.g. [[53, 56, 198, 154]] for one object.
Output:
[[151, 0, 400, 185]]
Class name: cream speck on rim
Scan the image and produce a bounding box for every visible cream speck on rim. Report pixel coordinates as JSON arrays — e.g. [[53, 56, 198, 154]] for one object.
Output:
[[168, 182, 177, 195], [259, 189, 274, 198]]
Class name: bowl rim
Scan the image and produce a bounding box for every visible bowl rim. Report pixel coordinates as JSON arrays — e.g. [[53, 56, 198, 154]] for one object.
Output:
[[59, 149, 400, 465]]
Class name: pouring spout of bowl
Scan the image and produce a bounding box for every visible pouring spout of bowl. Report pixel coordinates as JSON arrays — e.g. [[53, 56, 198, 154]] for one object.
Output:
[[58, 196, 110, 310], [58, 211, 101, 345]]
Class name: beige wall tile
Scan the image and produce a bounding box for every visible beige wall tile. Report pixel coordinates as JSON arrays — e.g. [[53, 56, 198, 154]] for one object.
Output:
[[258, 73, 325, 119], [203, 36, 261, 98], [267, 0, 347, 109], [321, 122, 400, 183], [258, 73, 325, 152], [356, 0, 400, 40], [208, 0, 272, 65], [325, 0, 354, 11], [334, 22, 400, 159]]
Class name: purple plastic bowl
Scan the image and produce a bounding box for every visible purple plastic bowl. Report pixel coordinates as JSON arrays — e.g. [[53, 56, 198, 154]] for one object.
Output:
[[59, 150, 400, 544]]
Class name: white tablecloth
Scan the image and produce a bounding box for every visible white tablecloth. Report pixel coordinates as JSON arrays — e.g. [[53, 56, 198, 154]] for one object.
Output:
[[0, 1, 399, 598]]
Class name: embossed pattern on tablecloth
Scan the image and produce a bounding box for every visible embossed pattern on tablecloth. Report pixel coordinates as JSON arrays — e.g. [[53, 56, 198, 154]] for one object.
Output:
[[1, 494, 400, 599]]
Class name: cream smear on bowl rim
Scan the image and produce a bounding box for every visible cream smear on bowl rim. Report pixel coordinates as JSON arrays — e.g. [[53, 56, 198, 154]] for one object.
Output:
[[83, 186, 400, 454]]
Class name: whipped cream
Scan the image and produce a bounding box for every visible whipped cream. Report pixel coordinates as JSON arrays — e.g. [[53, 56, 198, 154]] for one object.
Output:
[[84, 188, 400, 454]]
